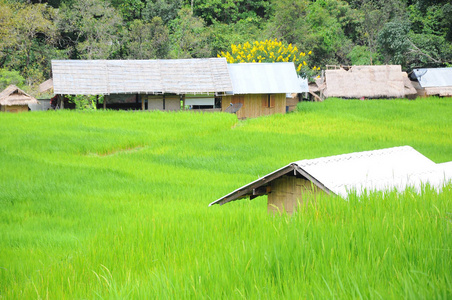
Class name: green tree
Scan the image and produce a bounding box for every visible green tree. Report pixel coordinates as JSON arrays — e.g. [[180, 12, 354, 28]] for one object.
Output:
[[124, 18, 170, 59], [142, 0, 183, 24], [57, 0, 123, 59], [0, 1, 58, 85], [169, 7, 211, 58], [0, 68, 25, 90], [267, 0, 355, 66], [189, 0, 271, 25]]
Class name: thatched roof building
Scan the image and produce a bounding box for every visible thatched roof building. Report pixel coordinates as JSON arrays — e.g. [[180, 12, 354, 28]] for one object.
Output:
[[210, 146, 452, 214], [320, 65, 416, 99], [412, 67, 452, 97], [52, 58, 233, 96], [0, 85, 39, 112], [38, 78, 53, 93]]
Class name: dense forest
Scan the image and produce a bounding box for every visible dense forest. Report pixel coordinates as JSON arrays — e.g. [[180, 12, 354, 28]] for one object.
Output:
[[0, 0, 451, 91]]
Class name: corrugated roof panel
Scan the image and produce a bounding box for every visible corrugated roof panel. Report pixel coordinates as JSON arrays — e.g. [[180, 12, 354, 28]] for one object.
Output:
[[295, 146, 438, 197], [413, 68, 452, 88], [227, 63, 306, 94]]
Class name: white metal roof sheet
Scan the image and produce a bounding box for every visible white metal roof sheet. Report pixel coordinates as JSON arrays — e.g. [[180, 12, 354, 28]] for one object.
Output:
[[227, 63, 307, 94], [412, 68, 452, 88], [295, 146, 439, 197]]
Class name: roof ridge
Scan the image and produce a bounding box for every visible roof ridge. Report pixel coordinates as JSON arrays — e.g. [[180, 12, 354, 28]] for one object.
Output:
[[296, 146, 413, 167]]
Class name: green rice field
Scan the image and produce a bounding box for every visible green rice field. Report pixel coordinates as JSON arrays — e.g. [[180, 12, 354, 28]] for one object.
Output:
[[1, 98, 451, 298]]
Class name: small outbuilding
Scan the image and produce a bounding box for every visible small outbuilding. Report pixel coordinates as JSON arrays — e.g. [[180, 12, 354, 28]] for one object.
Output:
[[0, 85, 39, 112], [209, 146, 452, 214], [411, 67, 452, 97], [222, 63, 306, 119], [317, 65, 416, 99]]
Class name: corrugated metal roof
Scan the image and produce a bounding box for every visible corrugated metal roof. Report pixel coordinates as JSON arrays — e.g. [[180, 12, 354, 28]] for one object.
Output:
[[295, 146, 438, 197], [52, 58, 233, 95], [210, 146, 452, 206], [413, 68, 452, 88], [227, 63, 306, 94]]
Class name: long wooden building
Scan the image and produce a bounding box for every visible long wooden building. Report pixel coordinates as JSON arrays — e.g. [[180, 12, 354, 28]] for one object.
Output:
[[51, 59, 305, 118]]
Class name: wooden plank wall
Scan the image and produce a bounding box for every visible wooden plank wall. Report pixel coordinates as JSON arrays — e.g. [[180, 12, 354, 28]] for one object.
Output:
[[267, 175, 320, 215], [222, 93, 286, 119]]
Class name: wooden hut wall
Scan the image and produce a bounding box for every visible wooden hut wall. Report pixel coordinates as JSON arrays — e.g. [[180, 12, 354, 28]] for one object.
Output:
[[267, 175, 320, 215], [286, 94, 300, 112], [0, 105, 29, 113], [222, 93, 286, 119]]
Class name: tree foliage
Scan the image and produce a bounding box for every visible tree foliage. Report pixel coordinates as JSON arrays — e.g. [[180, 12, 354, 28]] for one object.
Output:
[[0, 0, 450, 87], [219, 39, 318, 78]]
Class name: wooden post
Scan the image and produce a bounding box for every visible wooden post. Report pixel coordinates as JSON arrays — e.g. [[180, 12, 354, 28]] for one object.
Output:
[[58, 95, 64, 109], [141, 94, 145, 111], [103, 95, 107, 110]]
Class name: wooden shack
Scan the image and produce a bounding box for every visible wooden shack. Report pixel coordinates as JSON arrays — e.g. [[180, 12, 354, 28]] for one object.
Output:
[[0, 85, 39, 112], [209, 146, 452, 214], [223, 63, 306, 119]]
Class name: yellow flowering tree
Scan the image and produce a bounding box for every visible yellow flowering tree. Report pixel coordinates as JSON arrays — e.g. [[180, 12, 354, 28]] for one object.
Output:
[[218, 39, 320, 78]]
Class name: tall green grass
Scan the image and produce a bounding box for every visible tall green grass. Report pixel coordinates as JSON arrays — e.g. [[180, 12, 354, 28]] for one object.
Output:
[[0, 98, 451, 298]]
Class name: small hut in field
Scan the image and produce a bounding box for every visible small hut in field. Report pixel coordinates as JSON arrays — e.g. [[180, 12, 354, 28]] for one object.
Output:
[[209, 146, 452, 214], [0, 85, 39, 112], [318, 65, 416, 99], [222, 63, 306, 119], [412, 67, 452, 97]]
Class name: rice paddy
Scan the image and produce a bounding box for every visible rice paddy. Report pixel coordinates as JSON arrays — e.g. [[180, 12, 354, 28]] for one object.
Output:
[[0, 97, 451, 298]]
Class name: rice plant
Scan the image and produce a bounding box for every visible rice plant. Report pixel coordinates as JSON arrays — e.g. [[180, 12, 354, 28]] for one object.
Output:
[[0, 98, 451, 298]]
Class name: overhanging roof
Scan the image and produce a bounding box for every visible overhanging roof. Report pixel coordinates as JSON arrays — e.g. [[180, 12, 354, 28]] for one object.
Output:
[[52, 58, 233, 95], [413, 68, 452, 88], [227, 63, 307, 94], [209, 146, 452, 206]]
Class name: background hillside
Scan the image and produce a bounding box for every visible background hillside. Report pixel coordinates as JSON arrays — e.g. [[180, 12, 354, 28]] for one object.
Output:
[[0, 0, 451, 91]]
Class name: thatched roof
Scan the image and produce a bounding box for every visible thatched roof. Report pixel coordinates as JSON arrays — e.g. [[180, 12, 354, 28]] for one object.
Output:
[[0, 85, 39, 106], [323, 65, 411, 99], [39, 78, 53, 93], [423, 87, 452, 96], [52, 58, 233, 95], [402, 72, 417, 97]]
